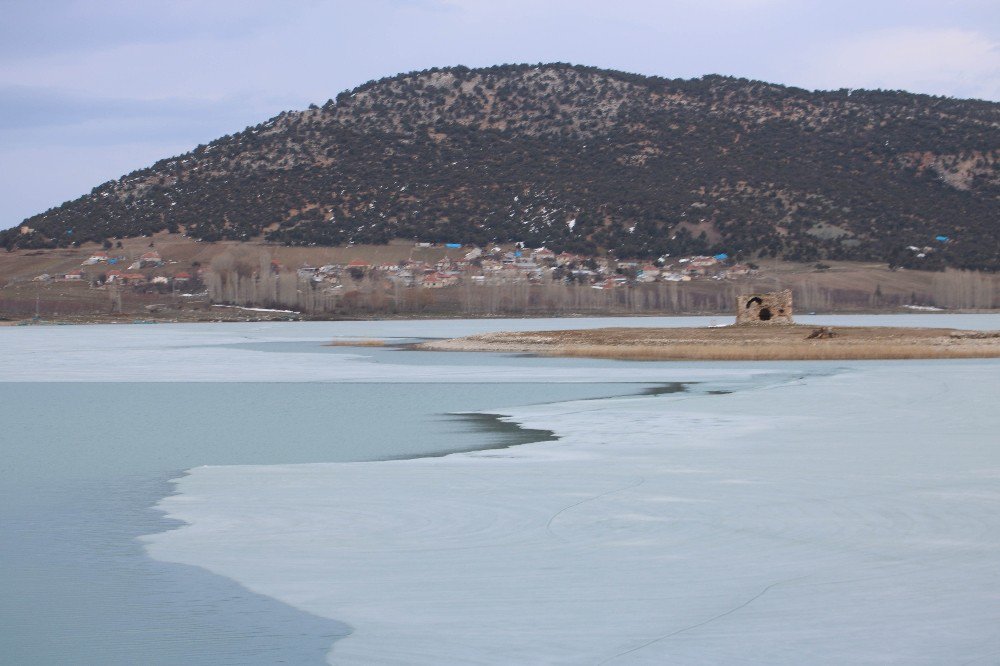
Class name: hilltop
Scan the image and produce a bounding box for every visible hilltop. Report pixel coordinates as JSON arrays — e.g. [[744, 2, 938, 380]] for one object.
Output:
[[4, 63, 999, 269]]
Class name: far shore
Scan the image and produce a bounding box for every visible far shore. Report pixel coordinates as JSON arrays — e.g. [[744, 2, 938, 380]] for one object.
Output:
[[3, 307, 1000, 328], [415, 324, 1000, 361]]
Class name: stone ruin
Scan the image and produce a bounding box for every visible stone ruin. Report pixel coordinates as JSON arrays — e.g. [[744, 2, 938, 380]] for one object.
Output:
[[736, 289, 794, 325]]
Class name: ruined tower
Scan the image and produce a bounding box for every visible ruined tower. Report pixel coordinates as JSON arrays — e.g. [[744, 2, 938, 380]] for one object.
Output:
[[736, 289, 793, 325]]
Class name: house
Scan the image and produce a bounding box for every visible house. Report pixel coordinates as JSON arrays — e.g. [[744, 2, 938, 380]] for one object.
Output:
[[637, 264, 660, 283], [346, 259, 371, 271], [421, 272, 457, 289], [82, 251, 109, 265], [173, 272, 191, 283], [139, 251, 163, 268], [63, 270, 84, 281], [688, 256, 718, 269], [683, 256, 719, 276]]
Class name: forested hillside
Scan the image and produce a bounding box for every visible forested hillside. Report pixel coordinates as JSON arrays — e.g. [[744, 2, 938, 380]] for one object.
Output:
[[5, 63, 998, 269]]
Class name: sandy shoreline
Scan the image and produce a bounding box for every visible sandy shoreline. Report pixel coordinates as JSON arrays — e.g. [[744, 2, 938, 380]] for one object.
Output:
[[416, 324, 1000, 360]]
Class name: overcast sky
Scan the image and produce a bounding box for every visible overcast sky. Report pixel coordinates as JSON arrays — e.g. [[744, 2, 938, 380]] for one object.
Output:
[[2, 0, 998, 229]]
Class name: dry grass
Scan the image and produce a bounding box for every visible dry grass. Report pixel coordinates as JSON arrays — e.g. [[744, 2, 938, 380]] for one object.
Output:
[[552, 343, 1000, 361], [418, 325, 1000, 361]]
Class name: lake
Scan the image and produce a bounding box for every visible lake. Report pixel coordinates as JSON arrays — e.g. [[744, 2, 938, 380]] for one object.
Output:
[[3, 314, 1000, 664]]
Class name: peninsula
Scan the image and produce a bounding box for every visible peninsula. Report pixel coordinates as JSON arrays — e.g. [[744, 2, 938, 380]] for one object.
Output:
[[416, 325, 1000, 361]]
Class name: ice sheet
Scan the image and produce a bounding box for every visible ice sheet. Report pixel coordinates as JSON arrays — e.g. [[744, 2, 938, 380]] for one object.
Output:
[[0, 318, 713, 382], [144, 359, 1000, 664], [2, 314, 997, 381]]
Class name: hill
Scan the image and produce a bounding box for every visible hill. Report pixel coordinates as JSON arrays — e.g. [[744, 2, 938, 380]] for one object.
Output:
[[4, 63, 999, 269]]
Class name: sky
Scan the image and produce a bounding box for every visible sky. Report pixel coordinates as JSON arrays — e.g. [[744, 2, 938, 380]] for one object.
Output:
[[2, 0, 998, 229]]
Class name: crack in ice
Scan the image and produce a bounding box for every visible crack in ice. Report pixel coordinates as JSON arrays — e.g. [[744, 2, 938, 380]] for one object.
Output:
[[599, 575, 809, 664]]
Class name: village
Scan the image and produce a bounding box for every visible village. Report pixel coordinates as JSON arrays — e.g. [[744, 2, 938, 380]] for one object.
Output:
[[33, 242, 756, 294], [33, 248, 198, 290], [11, 235, 989, 321]]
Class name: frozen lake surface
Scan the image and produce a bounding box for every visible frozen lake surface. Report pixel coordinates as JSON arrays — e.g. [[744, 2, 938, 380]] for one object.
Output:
[[3, 315, 1000, 664]]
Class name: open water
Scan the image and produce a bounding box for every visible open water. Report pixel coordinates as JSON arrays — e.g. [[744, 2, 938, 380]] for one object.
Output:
[[0, 322, 692, 665]]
